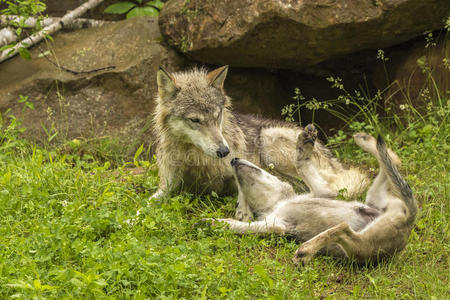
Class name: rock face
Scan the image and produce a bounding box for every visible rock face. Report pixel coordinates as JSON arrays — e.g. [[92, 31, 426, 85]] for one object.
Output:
[[159, 0, 450, 69]]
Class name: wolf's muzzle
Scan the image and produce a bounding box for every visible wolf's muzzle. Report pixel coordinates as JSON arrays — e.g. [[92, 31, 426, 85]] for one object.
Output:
[[216, 145, 230, 158]]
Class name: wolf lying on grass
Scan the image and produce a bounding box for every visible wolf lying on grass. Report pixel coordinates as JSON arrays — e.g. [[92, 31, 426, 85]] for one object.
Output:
[[152, 66, 368, 215], [208, 130, 417, 264]]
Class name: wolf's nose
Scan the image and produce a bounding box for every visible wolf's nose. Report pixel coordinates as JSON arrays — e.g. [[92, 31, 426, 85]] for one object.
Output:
[[230, 157, 239, 166], [216, 145, 230, 158]]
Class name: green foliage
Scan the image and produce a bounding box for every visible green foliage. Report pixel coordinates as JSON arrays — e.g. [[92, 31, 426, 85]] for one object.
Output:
[[0, 0, 47, 60], [18, 47, 31, 60], [0, 0, 46, 16], [18, 95, 34, 111], [104, 0, 164, 19]]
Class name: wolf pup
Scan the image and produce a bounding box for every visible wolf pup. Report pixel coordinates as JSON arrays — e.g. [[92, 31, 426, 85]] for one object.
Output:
[[209, 131, 416, 264], [152, 66, 368, 210]]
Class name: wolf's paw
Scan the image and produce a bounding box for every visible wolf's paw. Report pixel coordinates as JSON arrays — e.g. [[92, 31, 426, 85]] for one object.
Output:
[[199, 218, 233, 228], [298, 124, 318, 146], [194, 218, 216, 228], [235, 202, 253, 222], [305, 123, 318, 140], [235, 209, 251, 222], [149, 189, 166, 200], [195, 217, 227, 228], [354, 132, 402, 167], [353, 132, 376, 150], [292, 244, 315, 266], [297, 124, 317, 159]]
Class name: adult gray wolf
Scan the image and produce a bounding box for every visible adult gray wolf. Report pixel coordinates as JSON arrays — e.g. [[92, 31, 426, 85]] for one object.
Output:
[[209, 131, 416, 264], [152, 66, 368, 214]]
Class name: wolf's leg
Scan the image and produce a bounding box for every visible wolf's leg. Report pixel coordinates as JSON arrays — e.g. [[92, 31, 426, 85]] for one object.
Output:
[[292, 134, 415, 265], [354, 132, 401, 167], [208, 218, 286, 235], [235, 193, 254, 222], [149, 167, 182, 200], [149, 189, 167, 200], [296, 124, 336, 198], [364, 172, 389, 210], [293, 222, 366, 265], [354, 132, 399, 209]]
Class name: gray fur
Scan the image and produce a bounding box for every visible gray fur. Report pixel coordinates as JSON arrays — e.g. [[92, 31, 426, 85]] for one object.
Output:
[[211, 132, 417, 264]]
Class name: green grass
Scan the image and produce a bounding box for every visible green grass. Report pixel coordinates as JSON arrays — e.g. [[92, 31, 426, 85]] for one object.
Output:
[[0, 92, 448, 299]]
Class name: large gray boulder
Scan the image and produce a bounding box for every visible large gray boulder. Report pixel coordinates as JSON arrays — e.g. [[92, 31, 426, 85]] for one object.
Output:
[[159, 0, 450, 69]]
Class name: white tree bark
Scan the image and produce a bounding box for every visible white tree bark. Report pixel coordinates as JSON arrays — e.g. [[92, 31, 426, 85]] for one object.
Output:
[[1, 15, 61, 28], [0, 16, 110, 47], [0, 28, 17, 47], [0, 0, 105, 63]]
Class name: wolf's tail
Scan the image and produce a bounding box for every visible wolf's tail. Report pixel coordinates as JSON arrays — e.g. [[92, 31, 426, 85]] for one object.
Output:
[[376, 135, 417, 220]]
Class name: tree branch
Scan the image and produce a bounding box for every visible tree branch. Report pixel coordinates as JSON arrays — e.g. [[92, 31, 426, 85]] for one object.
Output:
[[0, 17, 110, 47], [0, 0, 105, 63]]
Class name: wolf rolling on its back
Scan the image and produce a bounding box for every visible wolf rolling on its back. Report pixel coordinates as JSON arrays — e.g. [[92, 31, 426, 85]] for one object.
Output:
[[152, 66, 369, 206], [208, 132, 417, 264]]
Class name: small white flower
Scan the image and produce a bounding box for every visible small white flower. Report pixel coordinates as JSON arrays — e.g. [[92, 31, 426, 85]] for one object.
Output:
[[124, 218, 135, 226], [268, 163, 275, 170]]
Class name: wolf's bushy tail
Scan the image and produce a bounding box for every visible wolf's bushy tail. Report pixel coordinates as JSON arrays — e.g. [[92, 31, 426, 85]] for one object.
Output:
[[376, 135, 417, 219]]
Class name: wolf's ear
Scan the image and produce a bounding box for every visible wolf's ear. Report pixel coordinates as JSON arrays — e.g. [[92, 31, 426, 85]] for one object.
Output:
[[207, 65, 229, 90], [157, 67, 178, 99]]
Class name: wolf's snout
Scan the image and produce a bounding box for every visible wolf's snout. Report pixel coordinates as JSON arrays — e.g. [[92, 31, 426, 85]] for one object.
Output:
[[230, 157, 239, 166], [216, 145, 230, 158]]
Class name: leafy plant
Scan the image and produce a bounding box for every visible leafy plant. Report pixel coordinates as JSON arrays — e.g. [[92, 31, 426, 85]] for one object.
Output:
[[104, 0, 164, 19], [18, 95, 34, 111], [0, 0, 46, 16]]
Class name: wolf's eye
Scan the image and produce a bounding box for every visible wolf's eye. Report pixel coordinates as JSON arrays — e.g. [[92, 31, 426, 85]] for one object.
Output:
[[189, 118, 201, 123]]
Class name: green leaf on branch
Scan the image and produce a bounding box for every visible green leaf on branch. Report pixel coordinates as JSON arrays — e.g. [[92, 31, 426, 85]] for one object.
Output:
[[0, 44, 15, 52], [18, 47, 31, 60]]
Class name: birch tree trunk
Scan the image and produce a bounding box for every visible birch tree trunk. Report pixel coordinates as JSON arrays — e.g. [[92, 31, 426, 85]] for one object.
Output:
[[0, 0, 105, 63], [0, 16, 109, 47]]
